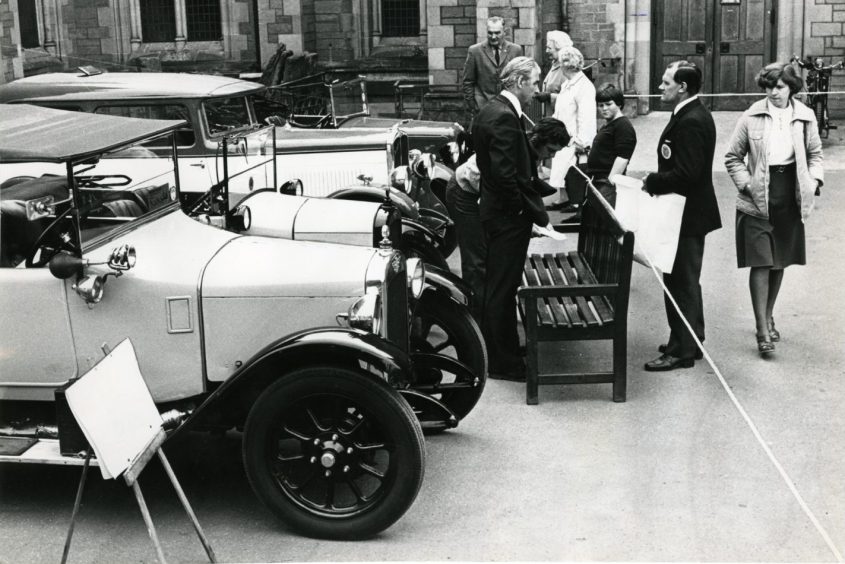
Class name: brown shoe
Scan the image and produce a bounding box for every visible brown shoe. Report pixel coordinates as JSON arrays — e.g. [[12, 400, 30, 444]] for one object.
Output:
[[644, 354, 694, 372]]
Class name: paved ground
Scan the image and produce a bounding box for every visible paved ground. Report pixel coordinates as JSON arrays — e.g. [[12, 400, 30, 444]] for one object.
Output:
[[0, 113, 842, 563]]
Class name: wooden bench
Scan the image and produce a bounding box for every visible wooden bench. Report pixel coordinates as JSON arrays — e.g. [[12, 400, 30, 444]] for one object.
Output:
[[518, 185, 634, 404]]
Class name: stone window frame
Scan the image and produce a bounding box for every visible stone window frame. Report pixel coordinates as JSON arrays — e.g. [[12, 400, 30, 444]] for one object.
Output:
[[129, 0, 229, 53]]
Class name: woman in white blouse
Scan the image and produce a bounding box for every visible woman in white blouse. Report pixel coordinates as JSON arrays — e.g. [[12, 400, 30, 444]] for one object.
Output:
[[547, 46, 597, 212], [533, 30, 573, 116], [725, 62, 824, 355]]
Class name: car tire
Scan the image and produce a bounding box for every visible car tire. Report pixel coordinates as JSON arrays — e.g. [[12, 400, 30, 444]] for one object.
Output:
[[410, 290, 488, 423], [242, 366, 425, 540]]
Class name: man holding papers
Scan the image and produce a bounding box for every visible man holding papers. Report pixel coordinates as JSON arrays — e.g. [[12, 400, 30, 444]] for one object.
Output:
[[642, 61, 722, 371]]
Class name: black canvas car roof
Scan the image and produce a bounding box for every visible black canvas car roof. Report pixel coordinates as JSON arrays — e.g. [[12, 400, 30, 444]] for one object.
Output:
[[0, 104, 187, 163]]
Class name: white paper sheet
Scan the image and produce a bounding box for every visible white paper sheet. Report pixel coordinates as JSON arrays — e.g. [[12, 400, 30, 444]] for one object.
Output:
[[65, 339, 163, 480], [612, 174, 686, 273], [533, 224, 567, 241]]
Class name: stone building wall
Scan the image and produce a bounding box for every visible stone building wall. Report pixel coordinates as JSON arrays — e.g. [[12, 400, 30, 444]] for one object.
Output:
[[803, 0, 845, 115], [0, 0, 24, 83], [61, 0, 117, 67]]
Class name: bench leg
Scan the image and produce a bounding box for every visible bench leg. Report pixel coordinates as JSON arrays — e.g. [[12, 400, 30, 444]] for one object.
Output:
[[525, 300, 539, 405], [612, 332, 627, 403]]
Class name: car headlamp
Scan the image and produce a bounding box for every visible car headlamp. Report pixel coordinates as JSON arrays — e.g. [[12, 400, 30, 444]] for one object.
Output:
[[389, 165, 411, 193], [405, 258, 425, 299], [347, 288, 382, 334]]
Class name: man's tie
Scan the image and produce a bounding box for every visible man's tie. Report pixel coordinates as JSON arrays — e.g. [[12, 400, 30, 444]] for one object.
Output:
[[494, 47, 500, 67]]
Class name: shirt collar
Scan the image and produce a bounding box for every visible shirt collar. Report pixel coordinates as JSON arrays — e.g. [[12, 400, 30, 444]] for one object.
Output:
[[673, 94, 699, 115], [500, 90, 523, 118]]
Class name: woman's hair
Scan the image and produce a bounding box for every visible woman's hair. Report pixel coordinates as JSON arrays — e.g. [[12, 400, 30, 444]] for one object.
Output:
[[500, 56, 540, 89], [558, 46, 584, 71], [596, 82, 625, 109], [756, 62, 803, 95], [546, 30, 573, 51], [529, 117, 571, 148]]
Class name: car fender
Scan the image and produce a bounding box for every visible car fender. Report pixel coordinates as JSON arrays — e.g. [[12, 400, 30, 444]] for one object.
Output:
[[328, 186, 420, 220], [421, 265, 470, 306], [173, 327, 414, 436]]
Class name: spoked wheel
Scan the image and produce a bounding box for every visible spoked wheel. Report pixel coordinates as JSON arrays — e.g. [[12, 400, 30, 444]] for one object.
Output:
[[409, 290, 487, 427], [242, 366, 425, 540]]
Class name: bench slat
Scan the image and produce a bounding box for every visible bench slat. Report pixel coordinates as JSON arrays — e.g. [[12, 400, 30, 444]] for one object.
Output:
[[552, 253, 586, 326], [569, 251, 615, 325], [524, 257, 555, 326], [557, 253, 599, 326], [539, 254, 573, 327]]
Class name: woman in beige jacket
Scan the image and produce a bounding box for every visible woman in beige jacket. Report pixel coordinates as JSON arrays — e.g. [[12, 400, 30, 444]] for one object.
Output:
[[724, 62, 824, 355]]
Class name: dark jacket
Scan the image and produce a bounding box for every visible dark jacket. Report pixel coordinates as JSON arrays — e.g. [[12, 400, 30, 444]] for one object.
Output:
[[472, 94, 548, 225], [645, 98, 722, 236], [462, 40, 524, 112]]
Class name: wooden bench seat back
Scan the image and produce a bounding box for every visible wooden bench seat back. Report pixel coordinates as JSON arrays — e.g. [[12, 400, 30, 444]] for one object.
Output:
[[579, 185, 635, 290]]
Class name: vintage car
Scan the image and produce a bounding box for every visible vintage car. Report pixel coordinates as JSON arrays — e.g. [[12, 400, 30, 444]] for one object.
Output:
[[0, 104, 462, 539], [0, 71, 458, 257]]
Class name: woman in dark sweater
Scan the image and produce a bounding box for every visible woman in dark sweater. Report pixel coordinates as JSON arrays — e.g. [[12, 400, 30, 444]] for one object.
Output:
[[586, 83, 637, 207]]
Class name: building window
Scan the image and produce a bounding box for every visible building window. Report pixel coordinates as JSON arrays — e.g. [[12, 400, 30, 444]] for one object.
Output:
[[139, 0, 222, 42], [186, 0, 222, 41], [382, 0, 419, 37], [19, 0, 40, 49], [141, 0, 177, 42]]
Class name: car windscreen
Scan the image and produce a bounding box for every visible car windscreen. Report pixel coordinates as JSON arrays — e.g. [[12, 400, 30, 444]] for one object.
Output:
[[94, 104, 195, 147], [203, 96, 252, 135], [75, 133, 179, 245]]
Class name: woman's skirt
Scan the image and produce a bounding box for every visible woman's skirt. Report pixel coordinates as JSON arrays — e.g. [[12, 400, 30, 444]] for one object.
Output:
[[736, 163, 806, 269]]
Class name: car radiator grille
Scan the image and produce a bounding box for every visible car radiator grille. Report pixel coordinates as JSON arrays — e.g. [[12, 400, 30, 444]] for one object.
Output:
[[383, 255, 409, 352]]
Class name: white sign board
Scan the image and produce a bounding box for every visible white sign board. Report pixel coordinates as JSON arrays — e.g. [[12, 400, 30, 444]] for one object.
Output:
[[65, 339, 163, 480], [612, 175, 686, 274]]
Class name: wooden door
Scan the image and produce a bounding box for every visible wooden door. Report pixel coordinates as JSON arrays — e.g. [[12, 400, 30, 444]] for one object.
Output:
[[651, 0, 774, 111]]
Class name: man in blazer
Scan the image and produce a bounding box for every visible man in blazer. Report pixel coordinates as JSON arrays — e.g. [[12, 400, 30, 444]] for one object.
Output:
[[462, 16, 524, 119], [643, 61, 722, 371], [472, 56, 542, 380]]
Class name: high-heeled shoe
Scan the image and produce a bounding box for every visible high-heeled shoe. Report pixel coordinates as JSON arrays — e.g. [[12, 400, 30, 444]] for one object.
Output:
[[757, 333, 775, 355], [767, 318, 780, 342]]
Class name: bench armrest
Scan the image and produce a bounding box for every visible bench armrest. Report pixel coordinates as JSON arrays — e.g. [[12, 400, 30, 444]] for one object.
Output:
[[518, 283, 619, 298], [552, 222, 580, 233]]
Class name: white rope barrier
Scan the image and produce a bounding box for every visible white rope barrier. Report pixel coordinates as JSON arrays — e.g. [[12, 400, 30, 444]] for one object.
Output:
[[570, 166, 843, 563], [625, 91, 845, 98]]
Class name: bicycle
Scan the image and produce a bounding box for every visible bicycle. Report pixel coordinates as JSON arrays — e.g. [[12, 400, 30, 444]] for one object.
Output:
[[791, 55, 844, 140]]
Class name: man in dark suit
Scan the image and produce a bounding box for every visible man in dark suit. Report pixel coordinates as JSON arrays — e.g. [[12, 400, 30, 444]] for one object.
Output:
[[462, 16, 524, 120], [472, 56, 542, 380], [643, 61, 722, 371]]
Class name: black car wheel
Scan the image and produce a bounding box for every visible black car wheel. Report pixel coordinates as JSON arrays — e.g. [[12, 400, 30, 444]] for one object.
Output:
[[410, 290, 487, 423], [242, 366, 425, 540]]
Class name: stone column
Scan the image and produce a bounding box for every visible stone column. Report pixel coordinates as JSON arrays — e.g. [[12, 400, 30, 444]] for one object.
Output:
[[419, 0, 427, 40], [371, 0, 382, 46], [174, 0, 187, 50], [41, 0, 58, 52], [128, 0, 142, 51]]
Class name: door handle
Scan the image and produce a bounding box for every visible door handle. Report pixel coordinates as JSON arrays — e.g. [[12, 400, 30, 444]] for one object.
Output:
[[189, 163, 205, 168], [720, 42, 730, 54], [695, 43, 706, 54]]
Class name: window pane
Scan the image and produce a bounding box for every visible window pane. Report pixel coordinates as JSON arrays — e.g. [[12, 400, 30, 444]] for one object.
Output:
[[94, 105, 195, 147], [203, 97, 252, 135], [141, 0, 176, 43], [19, 0, 40, 49], [186, 0, 222, 41], [382, 0, 420, 37]]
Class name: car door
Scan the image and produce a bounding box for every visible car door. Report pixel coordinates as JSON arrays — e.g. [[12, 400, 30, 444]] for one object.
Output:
[[0, 206, 77, 401]]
